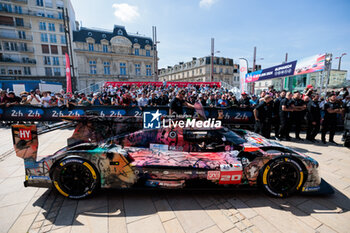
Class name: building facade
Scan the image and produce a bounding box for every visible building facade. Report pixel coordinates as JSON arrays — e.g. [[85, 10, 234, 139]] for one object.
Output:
[[0, 0, 76, 87], [72, 25, 154, 91], [253, 69, 348, 94], [159, 57, 240, 87]]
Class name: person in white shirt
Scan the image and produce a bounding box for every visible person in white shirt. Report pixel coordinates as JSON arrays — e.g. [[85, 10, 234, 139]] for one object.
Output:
[[138, 93, 149, 107], [27, 90, 41, 106], [41, 91, 51, 108]]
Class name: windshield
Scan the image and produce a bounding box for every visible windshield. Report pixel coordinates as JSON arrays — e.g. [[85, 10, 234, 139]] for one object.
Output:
[[216, 128, 246, 145]]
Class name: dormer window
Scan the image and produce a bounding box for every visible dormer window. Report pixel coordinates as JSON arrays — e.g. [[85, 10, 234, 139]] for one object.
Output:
[[117, 29, 123, 35]]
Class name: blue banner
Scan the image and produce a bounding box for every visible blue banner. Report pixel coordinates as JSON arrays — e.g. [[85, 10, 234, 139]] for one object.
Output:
[[0, 105, 254, 126], [246, 61, 297, 83]]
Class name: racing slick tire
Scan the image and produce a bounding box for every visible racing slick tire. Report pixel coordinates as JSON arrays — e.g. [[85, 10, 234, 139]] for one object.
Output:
[[259, 156, 306, 197], [52, 156, 100, 199]]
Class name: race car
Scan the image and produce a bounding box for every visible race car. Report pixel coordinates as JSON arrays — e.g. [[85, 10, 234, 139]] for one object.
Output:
[[11, 117, 331, 199]]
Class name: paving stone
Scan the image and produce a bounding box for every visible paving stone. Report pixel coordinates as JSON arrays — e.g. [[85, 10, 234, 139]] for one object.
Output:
[[225, 227, 242, 233], [127, 214, 165, 233], [315, 224, 337, 233], [124, 193, 156, 224], [75, 194, 108, 214], [227, 197, 258, 219], [108, 195, 127, 233], [234, 221, 247, 231], [167, 194, 214, 233], [162, 218, 185, 233], [154, 198, 176, 222], [297, 200, 350, 233], [54, 204, 77, 226], [8, 212, 37, 233], [193, 194, 215, 209], [246, 225, 263, 233], [198, 224, 222, 233], [71, 206, 108, 233], [204, 204, 235, 232], [51, 226, 72, 233], [0, 201, 27, 233], [249, 215, 281, 233]]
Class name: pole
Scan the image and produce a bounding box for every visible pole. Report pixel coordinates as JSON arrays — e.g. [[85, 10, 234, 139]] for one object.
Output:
[[152, 26, 159, 81], [338, 56, 341, 70], [251, 46, 256, 94], [211, 38, 214, 82], [281, 52, 288, 90], [324, 53, 332, 94], [62, 8, 76, 91]]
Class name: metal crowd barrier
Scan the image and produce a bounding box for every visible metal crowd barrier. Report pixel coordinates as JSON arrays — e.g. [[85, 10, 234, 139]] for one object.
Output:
[[0, 105, 254, 126]]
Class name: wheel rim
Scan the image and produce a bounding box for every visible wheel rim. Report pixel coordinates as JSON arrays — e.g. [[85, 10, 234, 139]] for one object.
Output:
[[267, 162, 300, 194], [59, 163, 94, 196]]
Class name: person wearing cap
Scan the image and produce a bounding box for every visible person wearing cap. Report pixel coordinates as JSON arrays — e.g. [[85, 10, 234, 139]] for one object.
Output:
[[6, 92, 21, 106], [306, 93, 321, 142], [238, 92, 251, 108], [321, 93, 343, 144], [249, 95, 258, 107], [78, 93, 90, 106], [254, 95, 273, 138], [148, 92, 159, 106], [303, 84, 314, 97], [206, 93, 217, 107], [101, 93, 111, 105], [20, 93, 29, 105], [90, 93, 103, 105], [169, 90, 195, 115]]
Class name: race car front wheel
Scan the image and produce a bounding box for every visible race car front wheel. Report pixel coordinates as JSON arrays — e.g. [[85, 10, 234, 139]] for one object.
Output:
[[259, 157, 306, 197], [52, 157, 100, 199]]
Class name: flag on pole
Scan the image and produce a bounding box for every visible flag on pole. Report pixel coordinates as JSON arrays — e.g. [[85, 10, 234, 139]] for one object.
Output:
[[239, 59, 248, 93], [65, 53, 72, 94]]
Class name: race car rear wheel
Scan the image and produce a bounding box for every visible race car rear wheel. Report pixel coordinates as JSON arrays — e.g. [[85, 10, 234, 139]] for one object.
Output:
[[259, 157, 306, 197], [52, 157, 100, 199]]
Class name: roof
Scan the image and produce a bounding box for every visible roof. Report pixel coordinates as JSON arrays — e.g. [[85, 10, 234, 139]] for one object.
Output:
[[73, 25, 153, 49]]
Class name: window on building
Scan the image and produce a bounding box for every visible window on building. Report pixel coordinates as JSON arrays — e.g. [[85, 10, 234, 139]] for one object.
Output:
[[89, 61, 96, 74], [61, 46, 68, 54], [120, 63, 126, 75], [60, 35, 66, 44], [220, 68, 223, 73], [1, 3, 12, 12], [40, 33, 48, 42], [134, 48, 139, 55], [225, 60, 229, 65], [103, 44, 108, 53], [48, 23, 55, 31], [58, 12, 63, 19], [49, 34, 57, 43], [18, 31, 26, 39], [53, 67, 61, 76], [52, 57, 59, 65], [44, 56, 51, 65], [0, 68, 5, 75], [15, 18, 24, 26], [213, 67, 216, 73], [4, 42, 18, 51], [200, 68, 202, 74], [41, 44, 49, 53], [45, 67, 52, 76], [135, 64, 140, 76], [104, 62, 110, 75], [24, 67, 31, 75], [50, 45, 58, 54], [146, 64, 152, 76], [45, 0, 53, 8], [14, 6, 22, 14], [46, 12, 54, 18], [146, 50, 150, 56], [88, 43, 94, 51], [36, 0, 44, 7], [59, 24, 64, 32], [39, 22, 46, 30], [19, 43, 27, 51]]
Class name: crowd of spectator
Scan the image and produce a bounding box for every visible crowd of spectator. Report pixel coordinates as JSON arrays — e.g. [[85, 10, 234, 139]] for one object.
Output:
[[1, 83, 349, 145]]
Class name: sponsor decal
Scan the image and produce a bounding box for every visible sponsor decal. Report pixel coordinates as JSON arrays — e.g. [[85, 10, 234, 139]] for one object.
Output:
[[207, 171, 220, 180], [109, 161, 120, 166], [219, 164, 242, 184], [143, 110, 162, 129], [19, 129, 31, 140], [28, 176, 51, 180], [150, 143, 169, 151]]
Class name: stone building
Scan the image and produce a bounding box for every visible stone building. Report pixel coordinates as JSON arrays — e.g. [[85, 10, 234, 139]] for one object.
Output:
[[72, 25, 154, 91], [0, 0, 76, 87], [159, 56, 240, 87]]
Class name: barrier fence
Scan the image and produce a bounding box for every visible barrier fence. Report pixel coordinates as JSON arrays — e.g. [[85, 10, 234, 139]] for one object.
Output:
[[0, 105, 254, 125]]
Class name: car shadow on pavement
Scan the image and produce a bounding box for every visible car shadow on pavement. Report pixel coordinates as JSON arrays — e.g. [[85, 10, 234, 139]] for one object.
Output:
[[31, 185, 349, 229]]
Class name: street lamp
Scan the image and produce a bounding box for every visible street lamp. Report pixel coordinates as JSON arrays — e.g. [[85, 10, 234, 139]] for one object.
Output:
[[334, 53, 347, 70]]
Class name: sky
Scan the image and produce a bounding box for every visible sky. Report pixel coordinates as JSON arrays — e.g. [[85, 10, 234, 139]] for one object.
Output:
[[70, 0, 350, 79]]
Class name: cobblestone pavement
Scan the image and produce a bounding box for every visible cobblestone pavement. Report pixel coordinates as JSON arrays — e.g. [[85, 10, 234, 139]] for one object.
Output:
[[0, 127, 349, 233]]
